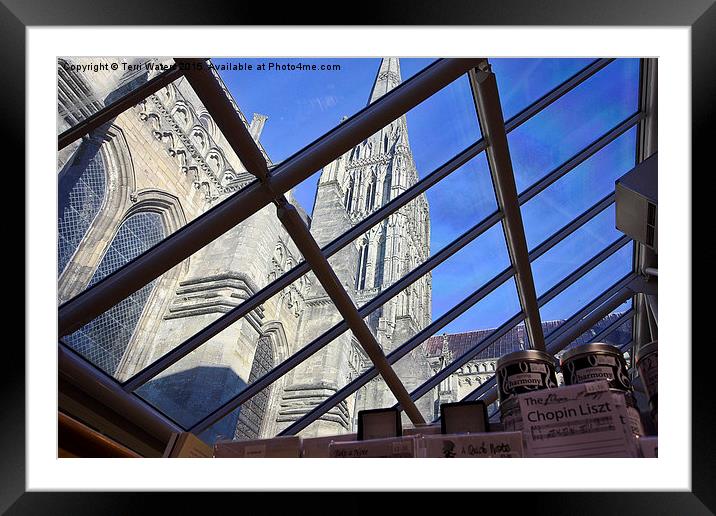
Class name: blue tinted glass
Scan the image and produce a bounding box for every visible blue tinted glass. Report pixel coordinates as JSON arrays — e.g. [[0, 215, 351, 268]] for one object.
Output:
[[532, 205, 624, 297], [522, 127, 637, 250], [439, 277, 520, 335], [508, 58, 640, 193], [540, 243, 633, 329], [492, 58, 596, 120], [430, 222, 510, 322], [425, 153, 497, 251], [218, 58, 480, 218]]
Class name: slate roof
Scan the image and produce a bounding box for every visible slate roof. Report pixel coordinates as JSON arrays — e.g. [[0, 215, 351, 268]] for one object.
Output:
[[424, 312, 631, 361]]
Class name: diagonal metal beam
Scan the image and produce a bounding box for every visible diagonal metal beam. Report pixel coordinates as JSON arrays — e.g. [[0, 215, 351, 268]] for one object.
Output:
[[469, 60, 545, 350], [277, 190, 625, 434], [58, 57, 482, 337], [124, 127, 621, 391], [277, 267, 515, 436], [58, 64, 185, 150], [126, 207, 501, 392], [275, 198, 425, 425]]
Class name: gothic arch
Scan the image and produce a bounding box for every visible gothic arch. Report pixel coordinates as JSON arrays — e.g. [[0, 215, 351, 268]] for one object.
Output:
[[113, 190, 190, 381], [234, 321, 289, 439], [190, 125, 210, 155], [198, 110, 219, 139], [58, 125, 136, 303], [206, 148, 224, 174], [171, 102, 194, 132]]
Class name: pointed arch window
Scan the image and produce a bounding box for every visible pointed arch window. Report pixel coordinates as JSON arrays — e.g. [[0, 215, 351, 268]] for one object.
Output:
[[345, 178, 355, 212], [234, 334, 275, 440], [364, 177, 377, 212], [58, 150, 107, 275], [356, 242, 370, 290], [64, 211, 165, 376]]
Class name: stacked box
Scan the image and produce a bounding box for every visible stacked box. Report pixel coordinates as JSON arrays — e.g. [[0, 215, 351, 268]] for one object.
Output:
[[404, 424, 442, 436], [214, 435, 302, 458], [417, 432, 523, 458], [329, 436, 417, 458], [301, 433, 357, 458]]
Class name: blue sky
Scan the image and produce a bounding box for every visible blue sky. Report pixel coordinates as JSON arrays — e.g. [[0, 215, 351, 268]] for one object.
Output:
[[215, 58, 640, 335]]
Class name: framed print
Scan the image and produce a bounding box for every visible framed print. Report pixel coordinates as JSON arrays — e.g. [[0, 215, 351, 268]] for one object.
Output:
[[11, 0, 713, 513]]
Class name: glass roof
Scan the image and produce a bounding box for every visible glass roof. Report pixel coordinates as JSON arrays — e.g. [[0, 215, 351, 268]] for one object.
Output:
[[57, 56, 646, 444]]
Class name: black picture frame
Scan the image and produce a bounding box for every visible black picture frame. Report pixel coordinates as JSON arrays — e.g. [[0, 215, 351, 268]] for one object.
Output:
[[439, 400, 489, 435], [10, 0, 712, 513], [356, 408, 402, 441]]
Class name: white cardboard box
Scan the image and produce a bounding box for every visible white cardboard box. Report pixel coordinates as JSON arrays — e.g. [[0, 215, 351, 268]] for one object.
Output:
[[404, 424, 442, 436], [301, 432, 357, 458], [329, 436, 417, 458], [417, 432, 523, 458], [214, 435, 302, 458]]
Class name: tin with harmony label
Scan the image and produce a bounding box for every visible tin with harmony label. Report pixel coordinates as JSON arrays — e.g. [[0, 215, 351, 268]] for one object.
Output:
[[495, 350, 558, 405], [560, 343, 632, 391]]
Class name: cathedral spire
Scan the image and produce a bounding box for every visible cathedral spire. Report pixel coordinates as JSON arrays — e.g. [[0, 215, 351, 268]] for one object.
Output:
[[368, 58, 402, 105]]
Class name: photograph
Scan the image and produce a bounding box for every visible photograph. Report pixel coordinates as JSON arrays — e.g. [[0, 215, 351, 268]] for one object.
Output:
[[7, 1, 709, 507], [56, 56, 658, 460]]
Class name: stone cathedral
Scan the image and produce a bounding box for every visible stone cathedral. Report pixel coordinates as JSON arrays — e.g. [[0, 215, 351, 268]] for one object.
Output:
[[57, 57, 630, 442]]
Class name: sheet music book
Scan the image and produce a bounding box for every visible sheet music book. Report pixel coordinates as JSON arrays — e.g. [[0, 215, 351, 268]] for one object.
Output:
[[516, 381, 638, 458]]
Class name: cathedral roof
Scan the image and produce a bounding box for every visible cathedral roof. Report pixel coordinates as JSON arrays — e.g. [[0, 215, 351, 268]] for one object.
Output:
[[423, 312, 629, 361]]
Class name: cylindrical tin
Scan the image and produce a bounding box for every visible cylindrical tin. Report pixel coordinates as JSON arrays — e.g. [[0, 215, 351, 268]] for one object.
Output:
[[618, 389, 645, 437], [635, 340, 658, 427], [495, 350, 558, 405], [560, 343, 632, 392]]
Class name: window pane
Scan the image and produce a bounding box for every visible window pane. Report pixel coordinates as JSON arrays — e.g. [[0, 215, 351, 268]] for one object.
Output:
[[135, 268, 346, 429], [194, 330, 357, 444], [326, 152, 498, 309], [540, 243, 633, 334], [531, 205, 624, 297], [508, 58, 640, 193], [194, 223, 511, 441], [491, 58, 596, 120], [521, 127, 637, 250], [279, 66, 481, 221], [372, 278, 521, 422], [58, 63, 278, 317], [61, 207, 306, 383]]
